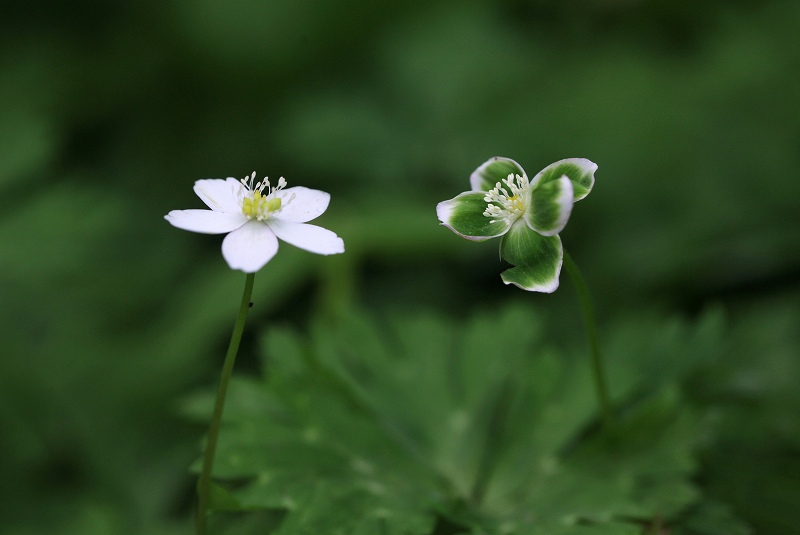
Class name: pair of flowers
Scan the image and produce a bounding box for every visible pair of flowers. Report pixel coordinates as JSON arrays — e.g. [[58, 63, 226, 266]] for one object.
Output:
[[165, 158, 596, 292]]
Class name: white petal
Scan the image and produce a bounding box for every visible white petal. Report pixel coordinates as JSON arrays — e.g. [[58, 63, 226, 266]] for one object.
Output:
[[275, 187, 331, 222], [165, 209, 247, 234], [193, 178, 244, 213], [268, 218, 344, 255], [221, 221, 279, 273]]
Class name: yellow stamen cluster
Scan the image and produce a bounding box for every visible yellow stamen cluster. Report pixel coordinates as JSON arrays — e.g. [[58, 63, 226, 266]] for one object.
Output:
[[239, 172, 294, 221], [483, 173, 530, 224]]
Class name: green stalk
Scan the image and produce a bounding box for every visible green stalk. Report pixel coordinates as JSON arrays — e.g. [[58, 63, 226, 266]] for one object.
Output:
[[196, 272, 255, 535], [562, 250, 614, 428]]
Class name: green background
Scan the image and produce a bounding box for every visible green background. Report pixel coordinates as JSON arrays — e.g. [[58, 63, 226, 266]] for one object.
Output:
[[1, 1, 798, 533]]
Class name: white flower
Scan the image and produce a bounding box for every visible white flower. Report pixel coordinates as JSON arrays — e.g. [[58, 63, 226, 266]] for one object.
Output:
[[165, 172, 345, 272], [436, 157, 596, 293]]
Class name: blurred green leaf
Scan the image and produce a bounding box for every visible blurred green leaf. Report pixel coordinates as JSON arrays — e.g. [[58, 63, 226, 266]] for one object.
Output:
[[182, 304, 744, 533], [2, 0, 798, 533]]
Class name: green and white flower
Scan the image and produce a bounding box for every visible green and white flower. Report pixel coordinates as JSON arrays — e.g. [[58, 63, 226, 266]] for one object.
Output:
[[166, 172, 344, 273], [436, 157, 596, 292]]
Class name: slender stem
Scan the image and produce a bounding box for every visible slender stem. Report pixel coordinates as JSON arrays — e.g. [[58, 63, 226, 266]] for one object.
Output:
[[562, 250, 614, 428], [196, 272, 256, 535]]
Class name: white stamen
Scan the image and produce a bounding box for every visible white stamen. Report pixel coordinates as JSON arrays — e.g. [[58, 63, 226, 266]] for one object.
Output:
[[483, 173, 530, 224]]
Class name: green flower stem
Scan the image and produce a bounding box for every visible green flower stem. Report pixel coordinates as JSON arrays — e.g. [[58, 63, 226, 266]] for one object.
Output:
[[196, 272, 255, 535], [562, 251, 614, 428]]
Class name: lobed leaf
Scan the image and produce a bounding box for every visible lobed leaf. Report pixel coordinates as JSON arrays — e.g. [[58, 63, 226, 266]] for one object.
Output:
[[196, 305, 741, 533]]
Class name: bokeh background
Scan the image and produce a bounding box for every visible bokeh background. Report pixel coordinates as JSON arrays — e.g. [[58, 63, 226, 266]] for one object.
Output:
[[1, 1, 799, 533]]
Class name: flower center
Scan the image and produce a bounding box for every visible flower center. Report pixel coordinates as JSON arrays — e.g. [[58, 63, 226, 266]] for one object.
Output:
[[483, 173, 530, 224], [240, 172, 295, 221]]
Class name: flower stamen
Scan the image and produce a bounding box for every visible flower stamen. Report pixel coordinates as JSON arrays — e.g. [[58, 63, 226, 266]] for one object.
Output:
[[483, 173, 530, 224], [240, 173, 295, 220]]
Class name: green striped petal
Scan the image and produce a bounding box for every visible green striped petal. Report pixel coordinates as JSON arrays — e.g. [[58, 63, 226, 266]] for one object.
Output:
[[530, 158, 597, 202], [436, 192, 512, 241], [499, 220, 563, 293], [525, 175, 574, 236], [469, 157, 526, 192]]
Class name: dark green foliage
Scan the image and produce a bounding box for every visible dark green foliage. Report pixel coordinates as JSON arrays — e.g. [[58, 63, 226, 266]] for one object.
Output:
[[1, 0, 798, 533], [180, 305, 746, 534]]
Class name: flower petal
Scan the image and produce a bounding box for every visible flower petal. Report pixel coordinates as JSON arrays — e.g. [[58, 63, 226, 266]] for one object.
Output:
[[275, 187, 331, 222], [164, 209, 247, 234], [436, 192, 512, 241], [221, 221, 279, 273], [525, 175, 574, 236], [469, 157, 527, 192], [499, 220, 563, 293], [530, 158, 597, 202], [194, 178, 244, 213], [268, 218, 345, 255]]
